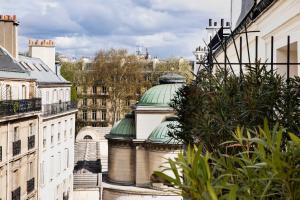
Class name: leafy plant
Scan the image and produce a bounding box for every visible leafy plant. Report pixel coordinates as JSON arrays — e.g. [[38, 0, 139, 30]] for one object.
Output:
[[170, 63, 300, 152], [156, 122, 300, 199]]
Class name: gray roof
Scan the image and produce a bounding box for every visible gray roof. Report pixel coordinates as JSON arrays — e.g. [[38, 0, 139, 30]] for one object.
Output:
[[19, 55, 69, 84], [0, 46, 32, 79]]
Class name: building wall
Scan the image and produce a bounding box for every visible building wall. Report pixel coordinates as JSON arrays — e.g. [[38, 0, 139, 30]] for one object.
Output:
[[0, 79, 35, 101], [29, 46, 56, 73], [215, 0, 300, 78], [0, 116, 39, 200], [38, 86, 70, 105], [102, 189, 182, 200], [108, 144, 135, 184], [135, 111, 173, 140], [38, 112, 75, 200]]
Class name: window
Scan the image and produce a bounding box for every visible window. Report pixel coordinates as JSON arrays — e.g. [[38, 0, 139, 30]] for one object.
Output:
[[126, 99, 130, 107], [65, 89, 69, 101], [43, 126, 47, 148], [51, 124, 54, 145], [57, 152, 61, 175], [52, 90, 57, 103], [93, 86, 97, 94], [46, 91, 49, 104], [40, 161, 45, 185], [70, 118, 73, 137], [93, 98, 97, 105], [83, 98, 87, 106], [5, 84, 11, 100], [29, 123, 34, 136], [64, 120, 68, 139], [102, 86, 107, 94], [101, 111, 107, 121], [50, 156, 54, 181], [59, 89, 64, 102], [22, 85, 26, 99], [58, 122, 61, 142], [83, 110, 87, 121], [13, 127, 19, 141], [101, 99, 106, 106], [28, 161, 34, 179], [64, 149, 69, 170], [92, 110, 97, 121]]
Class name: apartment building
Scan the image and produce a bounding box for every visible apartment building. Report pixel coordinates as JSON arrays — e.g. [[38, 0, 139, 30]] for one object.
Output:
[[19, 40, 77, 200], [197, 0, 300, 78], [0, 46, 41, 200], [0, 15, 77, 200]]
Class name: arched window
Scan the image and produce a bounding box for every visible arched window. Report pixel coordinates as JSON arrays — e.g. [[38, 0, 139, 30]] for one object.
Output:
[[83, 135, 93, 140]]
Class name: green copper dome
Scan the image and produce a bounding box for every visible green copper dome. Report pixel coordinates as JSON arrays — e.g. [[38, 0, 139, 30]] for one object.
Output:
[[147, 117, 181, 144], [138, 73, 185, 107], [108, 113, 136, 139]]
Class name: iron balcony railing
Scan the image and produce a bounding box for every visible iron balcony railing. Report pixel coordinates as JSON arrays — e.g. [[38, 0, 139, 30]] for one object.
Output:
[[12, 187, 20, 200], [28, 135, 35, 150], [0, 98, 41, 117], [42, 101, 77, 116], [27, 178, 35, 194], [13, 140, 21, 156]]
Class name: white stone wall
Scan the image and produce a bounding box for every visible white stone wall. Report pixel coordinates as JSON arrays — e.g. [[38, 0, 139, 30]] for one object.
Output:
[[38, 87, 70, 105], [38, 113, 75, 200], [135, 108, 174, 140], [0, 80, 33, 100], [29, 46, 56, 73], [215, 0, 300, 78]]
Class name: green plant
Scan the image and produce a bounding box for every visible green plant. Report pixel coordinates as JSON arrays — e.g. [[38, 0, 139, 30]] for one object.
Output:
[[170, 63, 300, 152], [156, 122, 300, 199]]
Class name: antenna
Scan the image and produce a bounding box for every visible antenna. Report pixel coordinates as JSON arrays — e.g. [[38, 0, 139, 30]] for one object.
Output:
[[230, 0, 233, 27]]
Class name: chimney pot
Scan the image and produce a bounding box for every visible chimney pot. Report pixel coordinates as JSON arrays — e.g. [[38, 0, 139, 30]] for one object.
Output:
[[214, 22, 217, 26], [209, 19, 212, 27], [221, 19, 224, 27]]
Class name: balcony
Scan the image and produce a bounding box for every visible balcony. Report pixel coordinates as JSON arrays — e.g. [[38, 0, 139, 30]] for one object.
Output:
[[28, 135, 35, 150], [42, 101, 77, 117], [12, 140, 21, 156], [0, 98, 41, 117], [12, 187, 20, 200], [27, 178, 35, 194]]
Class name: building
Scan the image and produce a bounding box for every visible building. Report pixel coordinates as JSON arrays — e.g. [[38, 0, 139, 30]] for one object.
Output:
[[0, 45, 41, 199], [19, 40, 77, 200], [0, 14, 77, 200], [199, 0, 300, 78], [102, 74, 185, 200]]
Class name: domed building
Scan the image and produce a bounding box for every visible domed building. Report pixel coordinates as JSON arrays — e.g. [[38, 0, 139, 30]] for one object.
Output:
[[102, 74, 185, 200]]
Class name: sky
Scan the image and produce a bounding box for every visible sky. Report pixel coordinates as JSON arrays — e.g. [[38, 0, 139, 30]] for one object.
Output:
[[0, 0, 235, 59]]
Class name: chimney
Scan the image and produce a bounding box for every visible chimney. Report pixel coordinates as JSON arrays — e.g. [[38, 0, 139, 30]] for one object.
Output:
[[209, 19, 212, 27], [28, 39, 56, 73], [221, 19, 224, 27], [0, 15, 19, 59]]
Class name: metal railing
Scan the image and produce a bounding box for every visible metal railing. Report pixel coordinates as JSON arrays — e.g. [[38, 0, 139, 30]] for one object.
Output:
[[42, 101, 77, 116], [28, 135, 35, 150], [0, 98, 41, 117], [27, 178, 35, 193], [12, 140, 21, 156]]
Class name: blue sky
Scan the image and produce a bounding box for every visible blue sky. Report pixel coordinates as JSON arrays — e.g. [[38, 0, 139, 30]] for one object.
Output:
[[1, 0, 233, 59]]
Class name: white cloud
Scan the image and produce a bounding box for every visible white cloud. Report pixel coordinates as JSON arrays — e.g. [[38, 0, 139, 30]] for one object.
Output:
[[0, 0, 238, 59]]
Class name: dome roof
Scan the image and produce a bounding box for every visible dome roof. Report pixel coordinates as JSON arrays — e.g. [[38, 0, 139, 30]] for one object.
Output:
[[147, 117, 181, 144], [108, 113, 136, 139], [138, 73, 185, 107]]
